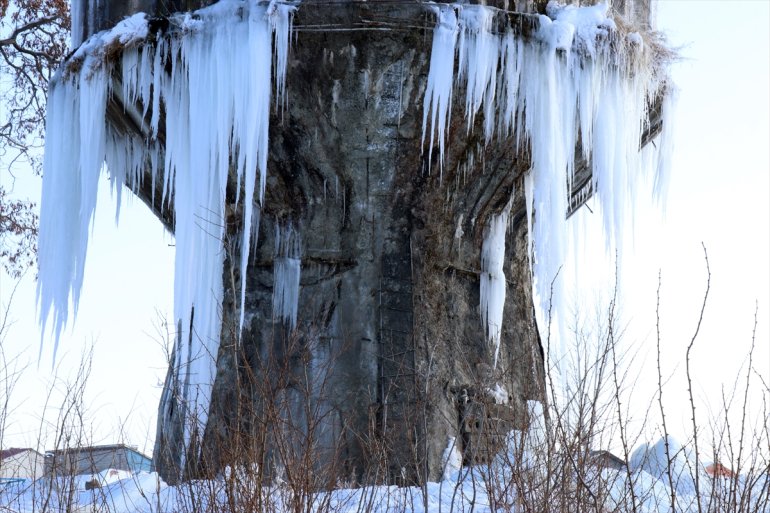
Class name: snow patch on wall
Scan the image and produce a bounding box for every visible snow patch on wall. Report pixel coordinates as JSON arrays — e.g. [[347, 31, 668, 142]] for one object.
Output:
[[37, 1, 296, 469], [487, 383, 509, 404], [441, 436, 463, 481]]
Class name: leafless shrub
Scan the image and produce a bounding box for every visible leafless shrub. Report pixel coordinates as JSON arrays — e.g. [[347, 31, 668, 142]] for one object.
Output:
[[2, 251, 767, 513], [468, 252, 768, 513]]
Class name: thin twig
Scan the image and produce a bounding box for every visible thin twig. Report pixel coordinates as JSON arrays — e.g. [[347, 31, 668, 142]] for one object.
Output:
[[686, 242, 711, 513]]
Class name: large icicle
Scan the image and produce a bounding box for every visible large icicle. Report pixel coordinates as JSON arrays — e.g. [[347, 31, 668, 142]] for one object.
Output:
[[272, 224, 301, 330], [36, 59, 108, 360], [480, 200, 512, 369], [37, 1, 296, 469], [456, 6, 500, 141], [422, 2, 674, 357], [421, 4, 458, 173], [70, 0, 83, 48]]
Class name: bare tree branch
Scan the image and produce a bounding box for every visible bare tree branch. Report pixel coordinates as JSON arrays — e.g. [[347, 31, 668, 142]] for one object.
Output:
[[0, 1, 69, 276], [0, 15, 58, 47]]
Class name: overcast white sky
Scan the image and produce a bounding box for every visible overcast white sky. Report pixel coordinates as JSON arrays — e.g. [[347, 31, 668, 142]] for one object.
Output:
[[621, 0, 769, 447], [0, 0, 768, 460]]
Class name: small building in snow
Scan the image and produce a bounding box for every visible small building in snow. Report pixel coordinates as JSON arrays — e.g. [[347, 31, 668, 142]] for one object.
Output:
[[588, 450, 627, 471], [0, 448, 44, 480], [44, 444, 152, 477]]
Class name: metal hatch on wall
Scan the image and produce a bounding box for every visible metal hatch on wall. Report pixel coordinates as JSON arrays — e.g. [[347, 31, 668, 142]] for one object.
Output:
[[566, 96, 664, 219]]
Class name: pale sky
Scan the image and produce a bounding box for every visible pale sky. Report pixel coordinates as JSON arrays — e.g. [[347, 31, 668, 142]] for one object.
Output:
[[622, 0, 769, 448], [0, 0, 768, 461]]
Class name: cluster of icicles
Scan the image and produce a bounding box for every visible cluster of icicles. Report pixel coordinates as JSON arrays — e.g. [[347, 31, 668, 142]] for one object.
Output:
[[422, 2, 674, 361], [37, 0, 673, 460], [37, 0, 296, 463]]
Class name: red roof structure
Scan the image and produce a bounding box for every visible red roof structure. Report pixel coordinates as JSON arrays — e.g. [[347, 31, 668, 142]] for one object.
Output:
[[706, 462, 735, 478]]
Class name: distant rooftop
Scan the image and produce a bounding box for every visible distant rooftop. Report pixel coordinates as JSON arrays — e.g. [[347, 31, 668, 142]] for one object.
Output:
[[0, 448, 41, 461], [44, 443, 143, 456]]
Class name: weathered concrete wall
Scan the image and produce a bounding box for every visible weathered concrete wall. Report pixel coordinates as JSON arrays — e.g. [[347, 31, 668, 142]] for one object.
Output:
[[168, 1, 544, 485]]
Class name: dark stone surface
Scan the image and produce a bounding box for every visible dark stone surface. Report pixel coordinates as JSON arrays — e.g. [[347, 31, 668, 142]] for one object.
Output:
[[192, 1, 545, 484]]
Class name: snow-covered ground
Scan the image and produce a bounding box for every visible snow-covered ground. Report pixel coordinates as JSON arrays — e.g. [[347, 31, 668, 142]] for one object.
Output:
[[1, 432, 767, 513], [2, 403, 767, 513]]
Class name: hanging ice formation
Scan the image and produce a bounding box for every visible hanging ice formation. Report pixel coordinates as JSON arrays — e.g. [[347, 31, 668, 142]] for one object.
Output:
[[422, 2, 674, 348], [37, 1, 296, 462], [272, 224, 301, 329], [481, 201, 512, 368]]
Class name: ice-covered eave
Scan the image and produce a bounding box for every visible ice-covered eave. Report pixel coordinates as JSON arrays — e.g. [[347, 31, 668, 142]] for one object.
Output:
[[38, 2, 298, 475], [420, 1, 676, 368], [58, 18, 181, 232], [421, 1, 674, 162], [56, 7, 287, 232], [49, 14, 168, 228], [107, 78, 175, 230], [567, 84, 668, 218]]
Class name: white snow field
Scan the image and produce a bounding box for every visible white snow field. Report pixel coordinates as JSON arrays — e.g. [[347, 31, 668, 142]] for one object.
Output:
[[1, 427, 767, 512]]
